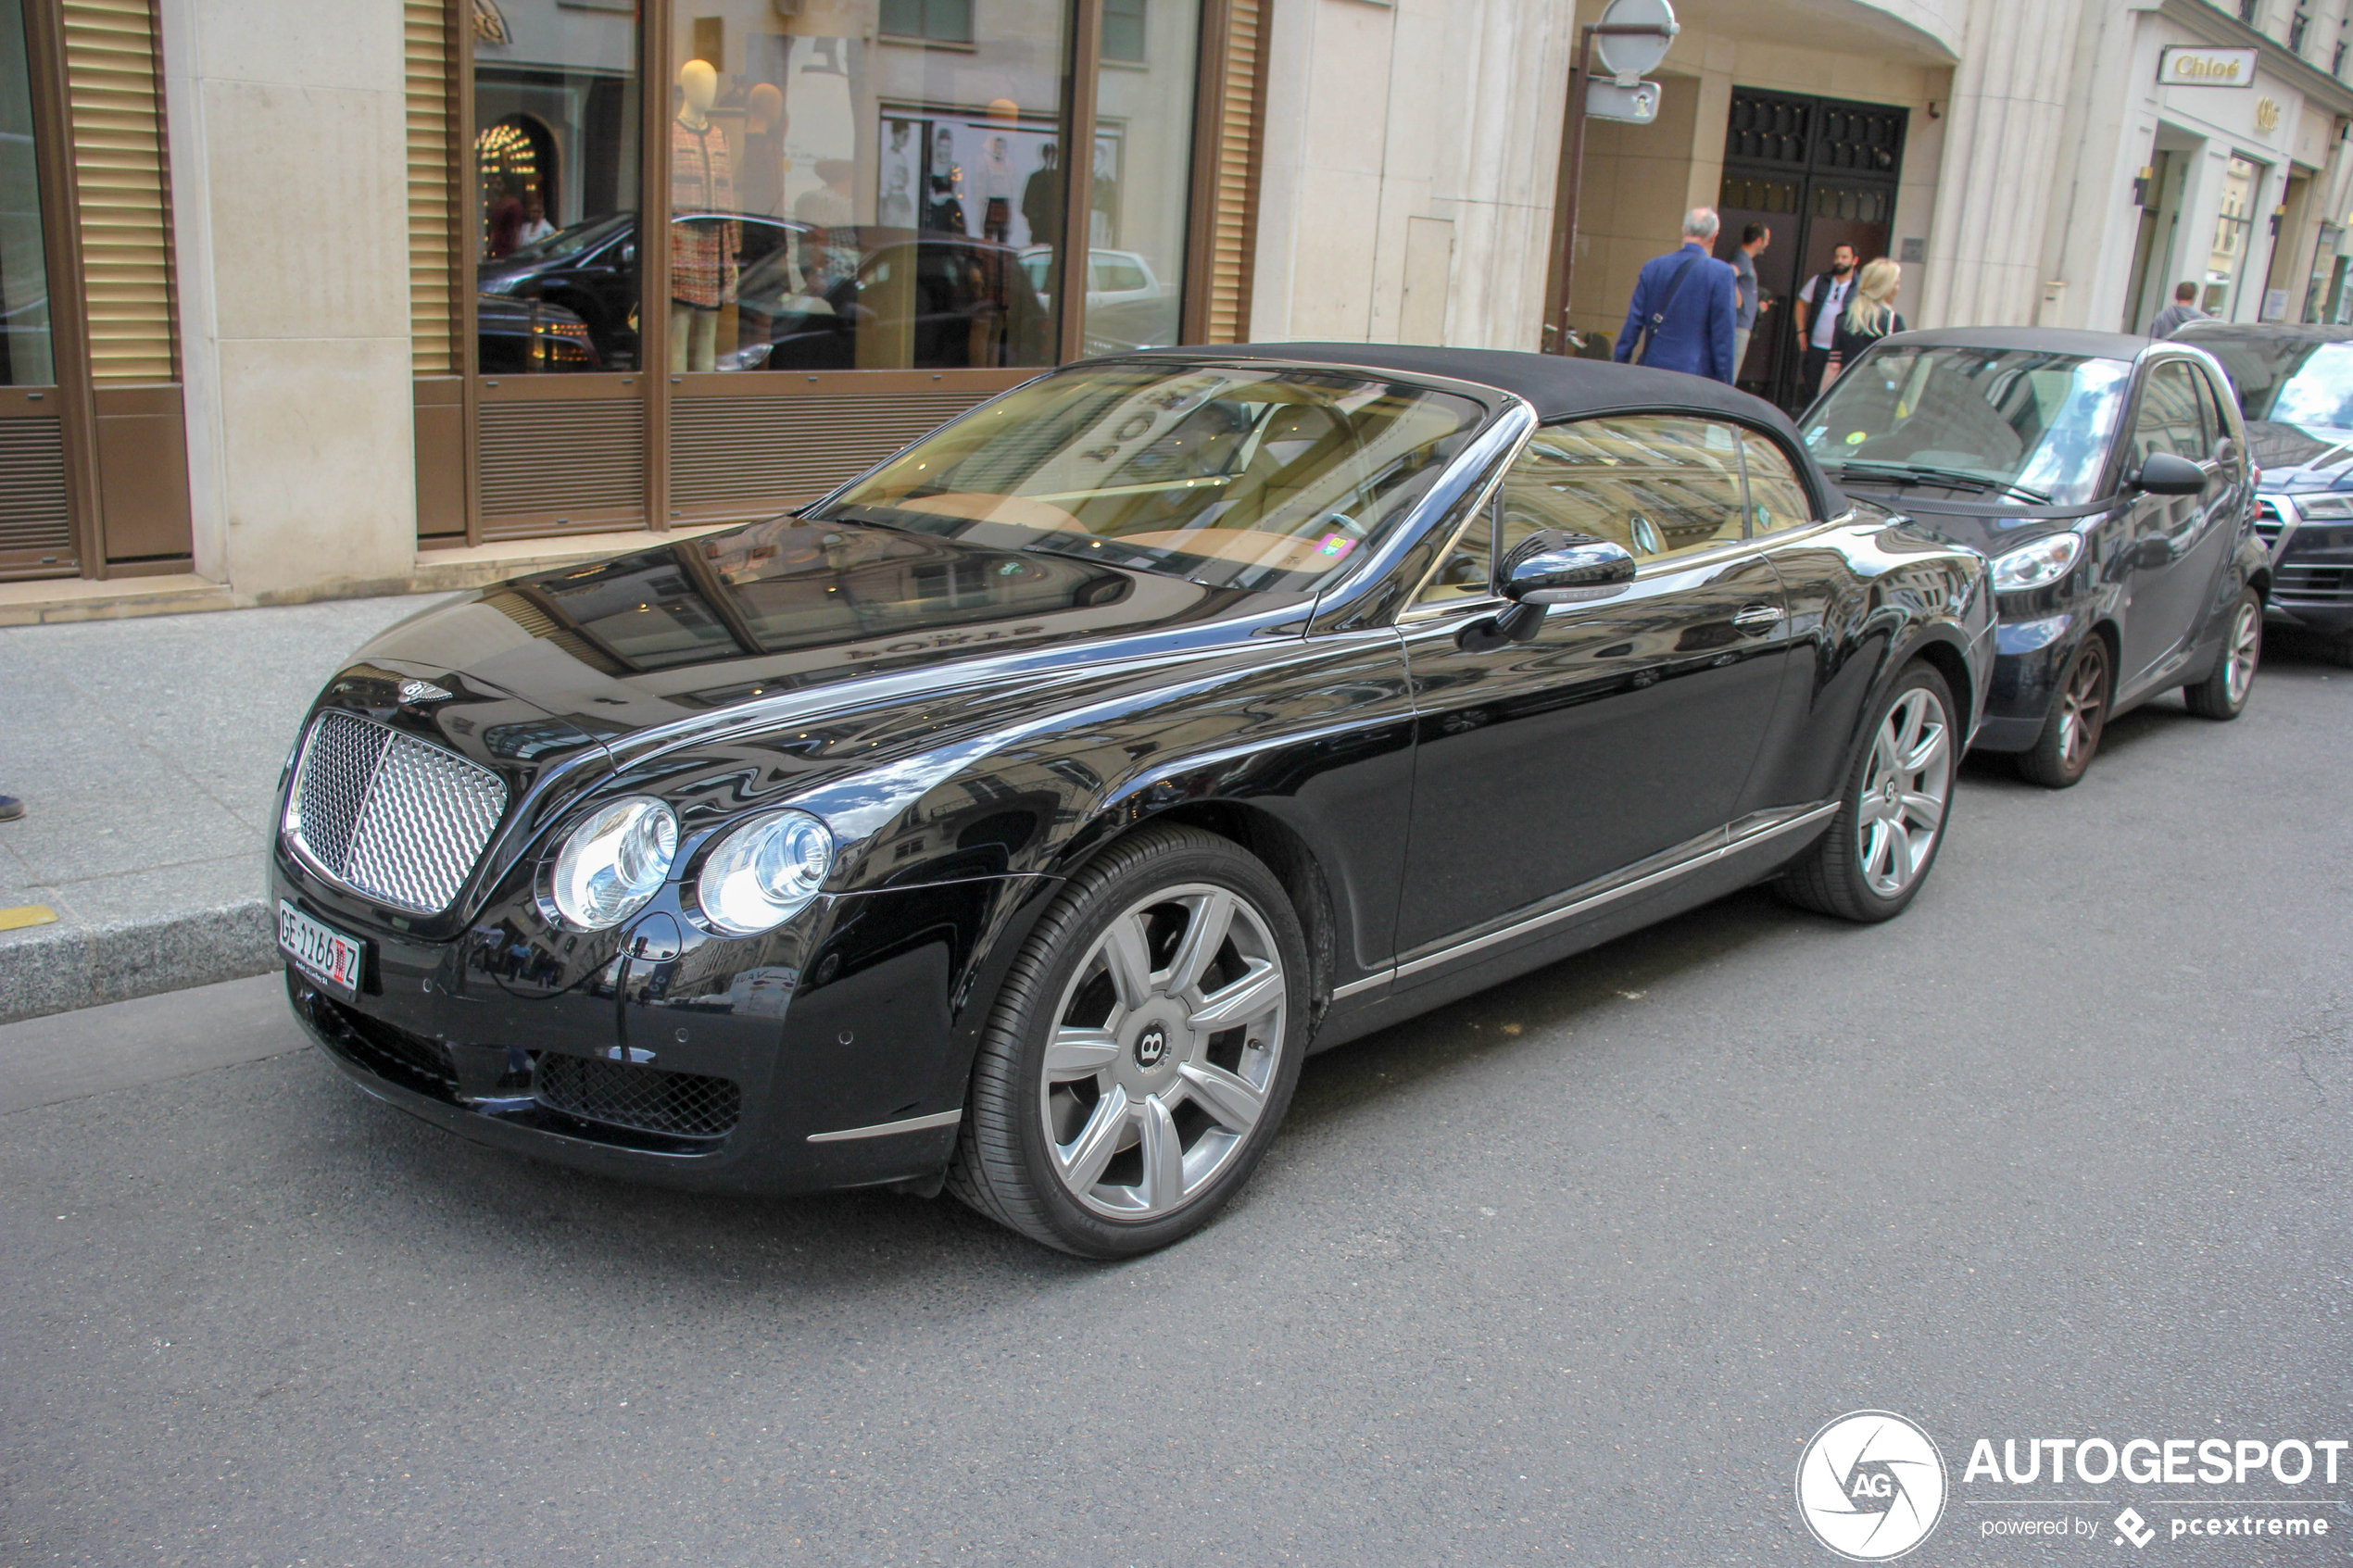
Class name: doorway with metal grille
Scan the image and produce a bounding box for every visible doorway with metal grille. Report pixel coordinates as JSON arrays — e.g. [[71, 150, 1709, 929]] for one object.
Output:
[[1716, 89, 1906, 413]]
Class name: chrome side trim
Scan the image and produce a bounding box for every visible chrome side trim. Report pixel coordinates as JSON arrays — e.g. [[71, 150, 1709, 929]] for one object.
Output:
[[1332, 800, 1840, 997], [805, 1108, 963, 1144], [1725, 799, 1842, 850], [1330, 973, 1390, 1001]]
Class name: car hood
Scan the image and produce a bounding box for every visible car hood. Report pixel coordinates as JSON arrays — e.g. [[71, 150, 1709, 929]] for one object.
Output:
[[1828, 482, 2099, 558], [353, 512, 1307, 762], [2246, 419, 2353, 491]]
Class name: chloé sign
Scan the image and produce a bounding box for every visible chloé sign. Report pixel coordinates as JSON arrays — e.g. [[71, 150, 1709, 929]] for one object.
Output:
[[2158, 46, 2257, 86]]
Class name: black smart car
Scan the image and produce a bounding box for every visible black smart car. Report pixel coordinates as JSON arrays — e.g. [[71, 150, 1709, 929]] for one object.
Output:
[[2168, 319, 2353, 665], [273, 345, 1992, 1257], [1803, 326, 2270, 787]]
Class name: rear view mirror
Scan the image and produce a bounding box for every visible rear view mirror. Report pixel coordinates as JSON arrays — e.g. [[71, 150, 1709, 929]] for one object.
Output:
[[2133, 452, 2205, 495]]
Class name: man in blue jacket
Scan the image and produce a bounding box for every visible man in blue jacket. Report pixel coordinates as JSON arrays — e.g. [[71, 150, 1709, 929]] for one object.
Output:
[[1612, 207, 1739, 383]]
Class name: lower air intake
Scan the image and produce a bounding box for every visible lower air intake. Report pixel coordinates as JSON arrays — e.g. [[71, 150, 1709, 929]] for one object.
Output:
[[535, 1053, 742, 1140]]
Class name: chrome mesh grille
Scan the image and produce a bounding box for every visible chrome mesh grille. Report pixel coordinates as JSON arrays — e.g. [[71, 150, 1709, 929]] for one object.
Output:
[[287, 711, 507, 914]]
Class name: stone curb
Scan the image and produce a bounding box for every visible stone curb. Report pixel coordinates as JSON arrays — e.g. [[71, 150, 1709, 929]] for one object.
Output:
[[0, 898, 279, 1027]]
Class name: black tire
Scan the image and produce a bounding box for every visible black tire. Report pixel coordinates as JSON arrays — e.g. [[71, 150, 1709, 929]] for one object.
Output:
[[2015, 633, 2110, 789], [1780, 660, 1958, 924], [2182, 587, 2262, 720], [945, 824, 1310, 1259], [2329, 637, 2353, 670]]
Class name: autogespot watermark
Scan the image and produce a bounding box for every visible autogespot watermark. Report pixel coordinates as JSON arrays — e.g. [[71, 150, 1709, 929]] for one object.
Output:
[[1795, 1413, 2348, 1559]]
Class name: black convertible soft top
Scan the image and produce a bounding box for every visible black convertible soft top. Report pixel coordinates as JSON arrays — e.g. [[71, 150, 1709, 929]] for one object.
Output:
[[1126, 340, 1839, 513]]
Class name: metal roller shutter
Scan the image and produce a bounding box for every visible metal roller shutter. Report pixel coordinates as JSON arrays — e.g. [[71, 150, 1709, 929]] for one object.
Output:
[[478, 399, 646, 535], [59, 0, 176, 384], [1203, 0, 1265, 345], [0, 419, 76, 571], [669, 391, 993, 519], [405, 0, 456, 375]]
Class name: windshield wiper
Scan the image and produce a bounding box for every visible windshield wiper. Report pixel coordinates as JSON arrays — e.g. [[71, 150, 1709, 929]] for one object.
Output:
[[1832, 460, 2053, 505]]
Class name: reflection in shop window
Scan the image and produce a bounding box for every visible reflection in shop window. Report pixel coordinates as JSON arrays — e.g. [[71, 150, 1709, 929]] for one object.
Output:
[[2206, 156, 2260, 316], [0, 0, 55, 386], [1102, 0, 1148, 63], [880, 0, 975, 44], [473, 0, 643, 372], [1080, 0, 1198, 357], [677, 0, 1067, 374]]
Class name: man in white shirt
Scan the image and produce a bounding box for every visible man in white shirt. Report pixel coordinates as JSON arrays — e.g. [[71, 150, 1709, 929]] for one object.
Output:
[[1793, 244, 1858, 406]]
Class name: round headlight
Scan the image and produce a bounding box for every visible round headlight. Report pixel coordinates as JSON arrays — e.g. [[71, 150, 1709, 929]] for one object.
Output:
[[1990, 532, 2082, 592], [697, 809, 835, 936], [548, 797, 677, 931]]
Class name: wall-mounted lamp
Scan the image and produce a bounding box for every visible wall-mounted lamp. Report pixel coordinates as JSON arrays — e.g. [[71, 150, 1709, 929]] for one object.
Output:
[[1927, 100, 1943, 119], [2132, 165, 2154, 206]]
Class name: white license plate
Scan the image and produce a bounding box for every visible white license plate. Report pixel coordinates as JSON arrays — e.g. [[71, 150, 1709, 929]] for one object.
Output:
[[279, 899, 363, 1002]]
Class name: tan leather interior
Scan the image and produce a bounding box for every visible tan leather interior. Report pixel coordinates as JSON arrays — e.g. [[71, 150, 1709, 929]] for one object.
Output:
[[886, 491, 1089, 533], [1111, 528, 1352, 573]]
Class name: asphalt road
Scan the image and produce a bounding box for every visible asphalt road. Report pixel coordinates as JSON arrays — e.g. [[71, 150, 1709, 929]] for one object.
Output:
[[5, 639, 2350, 1568]]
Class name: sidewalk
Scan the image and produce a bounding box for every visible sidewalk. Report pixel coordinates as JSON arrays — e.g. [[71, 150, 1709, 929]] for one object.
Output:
[[0, 594, 448, 1024]]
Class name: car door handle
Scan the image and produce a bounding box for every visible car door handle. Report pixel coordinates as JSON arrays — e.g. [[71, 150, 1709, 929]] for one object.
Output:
[[1731, 604, 1785, 631]]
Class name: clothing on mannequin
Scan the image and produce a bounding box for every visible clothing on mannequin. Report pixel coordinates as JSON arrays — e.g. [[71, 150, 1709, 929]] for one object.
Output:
[[670, 58, 739, 372]]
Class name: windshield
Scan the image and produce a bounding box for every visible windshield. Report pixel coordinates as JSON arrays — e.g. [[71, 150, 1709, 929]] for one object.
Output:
[[1804, 346, 2133, 507], [2183, 332, 2353, 432], [812, 361, 1488, 592]]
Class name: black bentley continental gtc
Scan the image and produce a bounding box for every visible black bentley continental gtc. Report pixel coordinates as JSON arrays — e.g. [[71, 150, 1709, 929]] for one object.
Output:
[[275, 345, 1993, 1256]]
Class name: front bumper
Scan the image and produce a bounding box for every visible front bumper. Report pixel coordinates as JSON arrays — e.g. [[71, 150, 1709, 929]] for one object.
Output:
[[275, 855, 1055, 1197], [2255, 495, 2353, 635], [1968, 611, 2081, 753]]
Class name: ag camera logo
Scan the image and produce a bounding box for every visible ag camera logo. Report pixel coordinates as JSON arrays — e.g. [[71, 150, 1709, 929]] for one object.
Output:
[[1796, 1411, 1948, 1561]]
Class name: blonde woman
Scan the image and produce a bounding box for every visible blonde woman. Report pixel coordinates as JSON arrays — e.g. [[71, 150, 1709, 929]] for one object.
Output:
[[1825, 257, 1905, 387]]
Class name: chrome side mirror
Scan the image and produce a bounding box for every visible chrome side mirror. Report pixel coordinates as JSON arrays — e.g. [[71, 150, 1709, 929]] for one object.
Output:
[[1460, 533, 1638, 653], [1501, 535, 1640, 604]]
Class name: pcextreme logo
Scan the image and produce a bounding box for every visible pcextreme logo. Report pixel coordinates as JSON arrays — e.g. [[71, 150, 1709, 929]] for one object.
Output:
[[1795, 1411, 1949, 1562]]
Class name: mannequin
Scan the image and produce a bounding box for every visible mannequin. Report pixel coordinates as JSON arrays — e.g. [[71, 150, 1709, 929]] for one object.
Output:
[[670, 58, 738, 372]]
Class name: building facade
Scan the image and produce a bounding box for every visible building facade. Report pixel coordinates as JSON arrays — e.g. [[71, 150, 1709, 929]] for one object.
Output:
[[2027, 0, 2353, 336], [4, 0, 2350, 610]]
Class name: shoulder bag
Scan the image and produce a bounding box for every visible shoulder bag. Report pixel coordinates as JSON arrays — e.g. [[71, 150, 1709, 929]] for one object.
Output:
[[1629, 253, 1704, 367]]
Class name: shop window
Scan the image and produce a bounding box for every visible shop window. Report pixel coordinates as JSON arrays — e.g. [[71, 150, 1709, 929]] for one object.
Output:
[[474, 3, 644, 371], [2206, 156, 2262, 315], [427, 0, 1265, 549], [1081, 0, 1196, 356], [0, 0, 53, 387], [879, 0, 974, 44], [664, 6, 1067, 374]]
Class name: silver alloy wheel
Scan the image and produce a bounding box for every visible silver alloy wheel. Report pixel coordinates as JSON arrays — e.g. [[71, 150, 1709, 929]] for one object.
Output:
[[1040, 883, 1288, 1220], [2224, 597, 2260, 707], [1856, 686, 1953, 898]]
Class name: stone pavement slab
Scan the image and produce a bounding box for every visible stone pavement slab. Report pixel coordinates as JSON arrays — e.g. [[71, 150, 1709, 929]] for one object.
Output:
[[0, 595, 451, 1023]]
